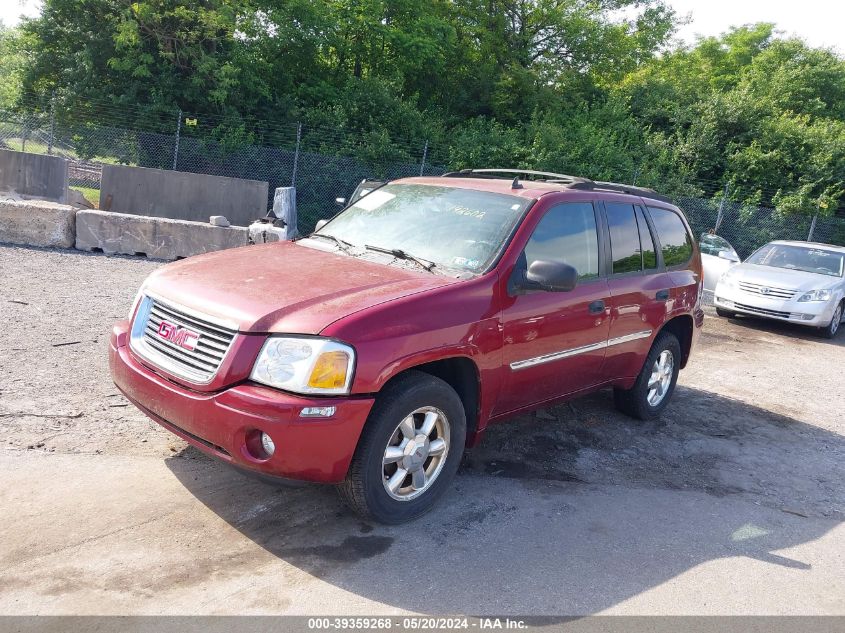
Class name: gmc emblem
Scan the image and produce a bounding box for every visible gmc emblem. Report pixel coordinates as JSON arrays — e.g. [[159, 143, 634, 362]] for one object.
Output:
[[157, 320, 200, 351]]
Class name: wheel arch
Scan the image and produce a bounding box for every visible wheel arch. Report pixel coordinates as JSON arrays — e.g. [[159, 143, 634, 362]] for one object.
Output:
[[380, 356, 481, 447], [658, 314, 694, 368]]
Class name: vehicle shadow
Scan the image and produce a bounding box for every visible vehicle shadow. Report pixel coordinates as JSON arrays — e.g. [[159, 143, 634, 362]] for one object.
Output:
[[717, 312, 845, 346], [165, 387, 843, 614]]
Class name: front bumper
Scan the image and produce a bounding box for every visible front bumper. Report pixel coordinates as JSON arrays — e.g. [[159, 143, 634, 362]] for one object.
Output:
[[714, 285, 837, 327], [109, 321, 374, 483]]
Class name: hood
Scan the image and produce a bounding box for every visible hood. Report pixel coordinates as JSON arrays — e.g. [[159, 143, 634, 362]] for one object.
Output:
[[142, 242, 456, 334], [730, 263, 842, 292]]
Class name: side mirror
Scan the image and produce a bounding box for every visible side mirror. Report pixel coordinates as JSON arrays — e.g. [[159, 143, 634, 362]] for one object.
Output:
[[335, 197, 347, 207], [718, 249, 740, 263], [525, 260, 578, 292], [315, 219, 329, 231]]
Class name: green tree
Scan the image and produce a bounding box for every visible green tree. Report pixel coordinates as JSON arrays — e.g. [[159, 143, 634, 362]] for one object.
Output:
[[0, 25, 29, 110], [619, 25, 845, 216], [14, 1, 844, 224]]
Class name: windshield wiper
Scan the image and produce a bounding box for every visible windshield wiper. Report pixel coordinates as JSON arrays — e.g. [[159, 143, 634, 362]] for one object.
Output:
[[364, 244, 436, 272], [309, 233, 356, 254]]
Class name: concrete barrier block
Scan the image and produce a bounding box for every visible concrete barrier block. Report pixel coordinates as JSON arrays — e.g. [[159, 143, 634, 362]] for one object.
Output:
[[75, 210, 249, 260], [100, 164, 268, 226], [0, 150, 68, 203], [0, 199, 76, 248]]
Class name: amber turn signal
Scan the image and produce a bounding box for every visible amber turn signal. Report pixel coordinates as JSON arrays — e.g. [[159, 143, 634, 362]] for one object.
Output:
[[308, 350, 350, 389]]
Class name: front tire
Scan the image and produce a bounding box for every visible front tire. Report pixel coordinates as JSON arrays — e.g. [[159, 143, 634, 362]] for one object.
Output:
[[715, 307, 735, 318], [338, 371, 466, 524], [613, 331, 681, 421], [819, 302, 843, 339]]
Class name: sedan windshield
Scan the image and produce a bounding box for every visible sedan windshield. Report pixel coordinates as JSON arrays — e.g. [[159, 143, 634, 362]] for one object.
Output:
[[746, 243, 844, 277], [699, 233, 735, 257], [314, 184, 531, 274]]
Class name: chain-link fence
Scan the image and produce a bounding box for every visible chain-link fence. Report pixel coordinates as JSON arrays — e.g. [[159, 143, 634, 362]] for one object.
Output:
[[680, 196, 845, 259], [2, 103, 844, 247], [0, 105, 443, 233]]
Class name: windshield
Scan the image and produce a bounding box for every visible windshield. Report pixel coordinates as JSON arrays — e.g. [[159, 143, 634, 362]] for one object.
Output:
[[699, 233, 735, 257], [746, 243, 844, 277], [315, 184, 531, 274]]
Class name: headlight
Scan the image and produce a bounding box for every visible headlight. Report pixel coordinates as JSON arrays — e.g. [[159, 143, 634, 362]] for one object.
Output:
[[798, 289, 832, 302], [250, 336, 356, 395]]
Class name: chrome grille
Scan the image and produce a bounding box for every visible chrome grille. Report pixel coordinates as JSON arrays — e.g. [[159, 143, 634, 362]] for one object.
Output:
[[733, 302, 792, 319], [130, 296, 237, 383], [737, 281, 796, 300]]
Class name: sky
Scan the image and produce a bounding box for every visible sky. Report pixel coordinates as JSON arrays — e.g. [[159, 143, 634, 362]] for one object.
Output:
[[0, 0, 842, 53], [667, 0, 843, 53]]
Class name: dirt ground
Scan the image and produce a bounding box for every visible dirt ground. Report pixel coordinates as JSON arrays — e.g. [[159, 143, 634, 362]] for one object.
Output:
[[1, 243, 843, 615]]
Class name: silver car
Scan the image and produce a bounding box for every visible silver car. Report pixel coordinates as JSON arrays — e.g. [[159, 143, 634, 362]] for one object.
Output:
[[714, 240, 845, 338], [700, 233, 740, 293]]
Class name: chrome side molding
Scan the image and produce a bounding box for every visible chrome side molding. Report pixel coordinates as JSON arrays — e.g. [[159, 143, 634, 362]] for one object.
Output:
[[510, 329, 652, 370]]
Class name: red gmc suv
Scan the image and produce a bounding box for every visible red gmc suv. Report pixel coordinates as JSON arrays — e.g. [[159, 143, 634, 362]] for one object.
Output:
[[110, 169, 704, 523]]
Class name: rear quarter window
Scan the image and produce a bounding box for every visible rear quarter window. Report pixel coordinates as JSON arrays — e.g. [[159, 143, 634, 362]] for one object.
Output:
[[647, 207, 693, 267]]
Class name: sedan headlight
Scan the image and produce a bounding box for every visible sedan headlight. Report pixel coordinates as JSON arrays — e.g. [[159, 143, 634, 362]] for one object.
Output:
[[250, 336, 356, 395], [798, 289, 832, 302]]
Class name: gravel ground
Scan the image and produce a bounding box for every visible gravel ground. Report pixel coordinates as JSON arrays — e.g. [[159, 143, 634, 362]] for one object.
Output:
[[1, 243, 843, 615], [1, 245, 167, 456]]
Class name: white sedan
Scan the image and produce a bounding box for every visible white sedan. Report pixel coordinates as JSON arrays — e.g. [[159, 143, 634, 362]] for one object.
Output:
[[714, 240, 845, 338], [699, 233, 740, 292]]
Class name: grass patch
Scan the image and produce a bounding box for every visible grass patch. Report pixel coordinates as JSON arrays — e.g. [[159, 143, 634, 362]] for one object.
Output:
[[1, 137, 133, 165], [70, 185, 100, 208], [3, 137, 52, 154]]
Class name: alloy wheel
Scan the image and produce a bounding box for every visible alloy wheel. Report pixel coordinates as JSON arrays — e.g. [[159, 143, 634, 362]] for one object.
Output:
[[382, 407, 450, 501], [832, 305, 842, 336], [646, 350, 675, 407]]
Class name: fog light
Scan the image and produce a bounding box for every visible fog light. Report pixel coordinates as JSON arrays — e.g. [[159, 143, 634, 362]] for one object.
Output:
[[260, 432, 275, 456]]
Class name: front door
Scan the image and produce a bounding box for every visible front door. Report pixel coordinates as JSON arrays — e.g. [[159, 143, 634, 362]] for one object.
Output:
[[496, 201, 611, 415]]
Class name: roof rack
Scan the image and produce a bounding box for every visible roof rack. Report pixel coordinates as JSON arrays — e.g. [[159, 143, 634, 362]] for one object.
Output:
[[572, 180, 673, 204], [443, 168, 589, 184], [442, 168, 673, 203]]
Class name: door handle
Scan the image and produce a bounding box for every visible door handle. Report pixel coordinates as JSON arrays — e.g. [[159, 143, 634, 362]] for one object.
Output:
[[655, 289, 670, 301], [588, 300, 606, 314]]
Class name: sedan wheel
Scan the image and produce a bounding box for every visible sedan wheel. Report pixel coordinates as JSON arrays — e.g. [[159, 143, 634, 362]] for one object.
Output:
[[821, 303, 843, 339]]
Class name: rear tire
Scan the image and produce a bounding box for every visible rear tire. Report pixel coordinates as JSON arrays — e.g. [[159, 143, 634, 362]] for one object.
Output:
[[613, 331, 681, 421], [819, 302, 843, 339], [338, 371, 466, 524], [715, 307, 735, 318]]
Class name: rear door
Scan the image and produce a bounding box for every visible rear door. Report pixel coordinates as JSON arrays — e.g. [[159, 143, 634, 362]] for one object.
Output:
[[496, 201, 611, 414], [647, 203, 699, 312], [601, 201, 674, 380]]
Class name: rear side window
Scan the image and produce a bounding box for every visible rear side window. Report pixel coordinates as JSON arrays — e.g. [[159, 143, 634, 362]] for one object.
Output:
[[524, 202, 599, 280], [648, 207, 693, 266], [636, 207, 657, 270], [605, 203, 642, 274]]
